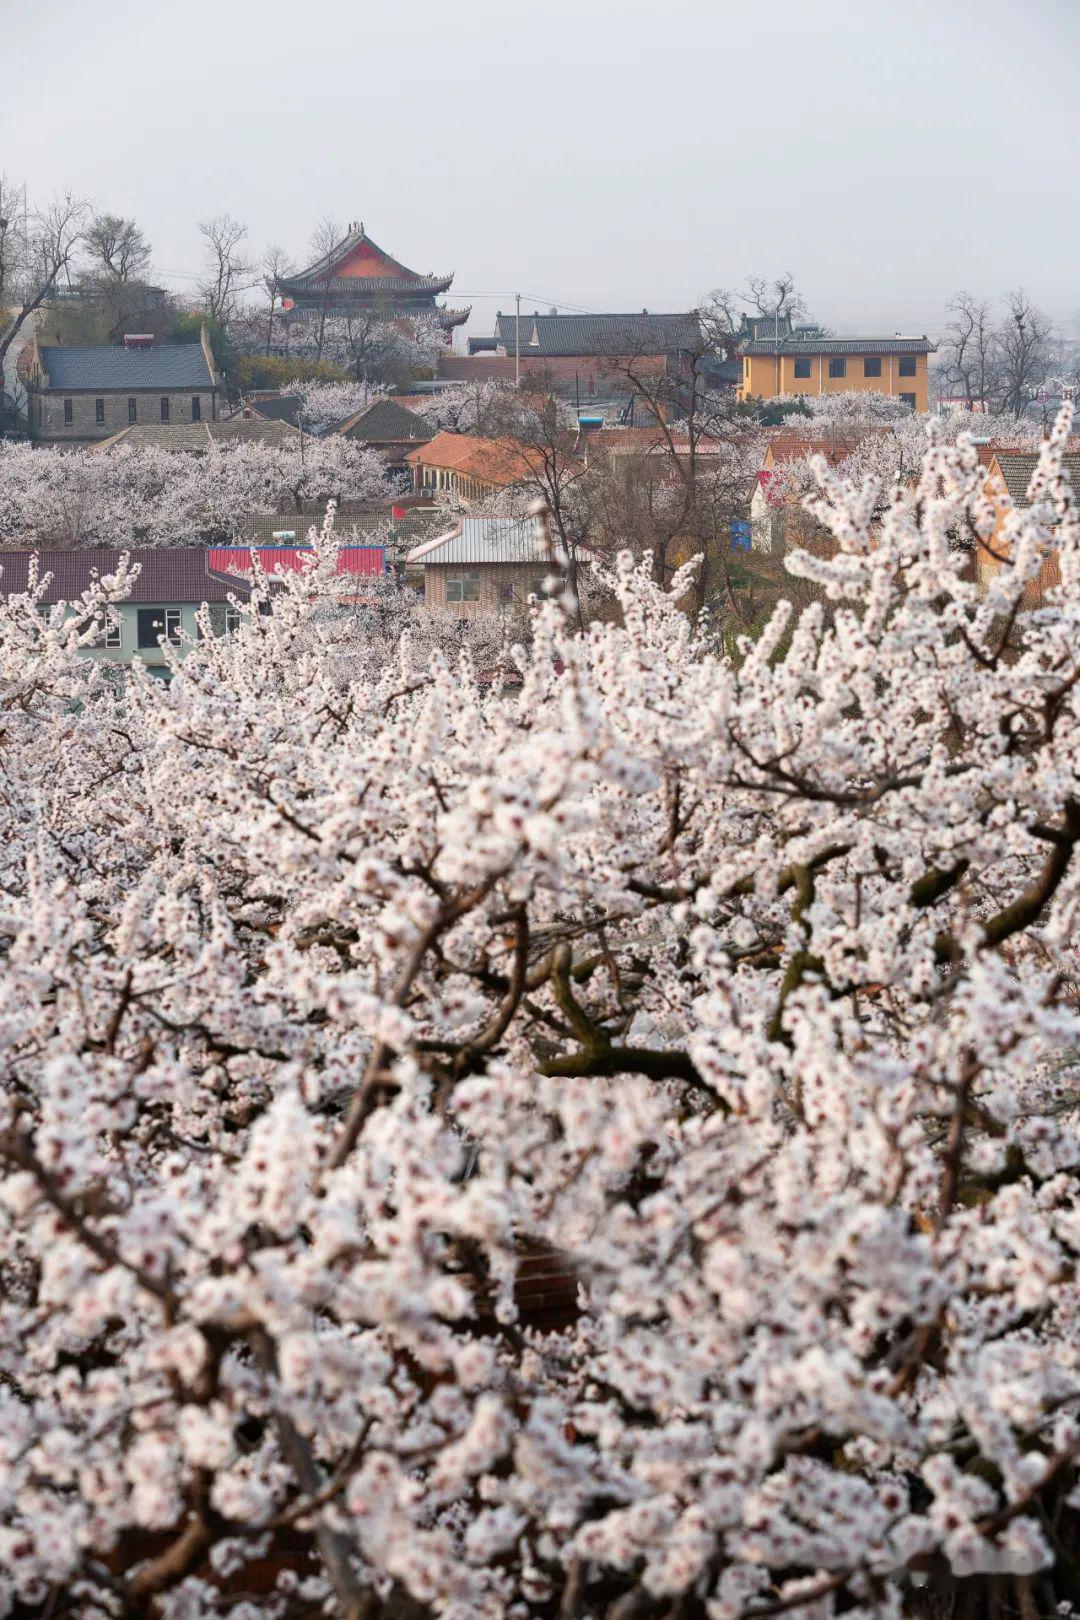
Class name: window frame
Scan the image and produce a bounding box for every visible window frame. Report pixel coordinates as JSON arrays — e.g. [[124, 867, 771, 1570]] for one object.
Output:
[[128, 397, 137, 423], [898, 355, 917, 378], [63, 398, 74, 425], [828, 357, 847, 379], [95, 397, 106, 425], [191, 395, 201, 422], [445, 570, 482, 604], [160, 396, 170, 423], [137, 606, 183, 649], [793, 358, 812, 379], [899, 392, 917, 409], [863, 357, 882, 379]]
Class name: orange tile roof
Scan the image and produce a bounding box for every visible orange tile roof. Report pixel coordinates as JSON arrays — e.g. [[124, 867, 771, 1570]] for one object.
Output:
[[404, 431, 546, 489]]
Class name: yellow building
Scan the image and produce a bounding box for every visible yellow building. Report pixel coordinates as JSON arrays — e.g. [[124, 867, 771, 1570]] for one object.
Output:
[[740, 335, 935, 412]]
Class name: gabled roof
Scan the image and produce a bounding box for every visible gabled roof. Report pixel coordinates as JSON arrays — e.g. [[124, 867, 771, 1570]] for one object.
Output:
[[987, 452, 1080, 507], [334, 397, 432, 442], [35, 343, 215, 391], [406, 517, 548, 566], [493, 311, 702, 359], [93, 420, 309, 453], [0, 549, 241, 605], [742, 335, 935, 357], [238, 394, 304, 426], [279, 223, 454, 297], [405, 430, 547, 488], [763, 430, 891, 467]]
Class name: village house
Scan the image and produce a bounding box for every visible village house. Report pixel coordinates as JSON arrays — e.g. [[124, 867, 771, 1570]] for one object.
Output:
[[445, 310, 705, 396], [406, 516, 556, 615], [978, 451, 1080, 602], [0, 549, 251, 675], [22, 329, 219, 448], [405, 431, 546, 503], [330, 397, 432, 470], [275, 222, 470, 342], [739, 334, 935, 412], [92, 418, 310, 453]]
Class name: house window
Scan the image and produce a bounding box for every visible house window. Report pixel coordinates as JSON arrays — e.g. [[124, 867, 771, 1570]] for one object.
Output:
[[95, 398, 105, 424], [78, 610, 122, 647], [160, 397, 170, 422], [898, 356, 917, 377], [500, 581, 517, 603], [128, 397, 137, 423], [225, 608, 242, 634], [793, 358, 812, 379], [863, 358, 882, 378], [63, 398, 73, 425], [191, 396, 201, 421], [137, 607, 182, 649], [445, 571, 481, 603], [828, 358, 847, 379], [899, 392, 917, 409]]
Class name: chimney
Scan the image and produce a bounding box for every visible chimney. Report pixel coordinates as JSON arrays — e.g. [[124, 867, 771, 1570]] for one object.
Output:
[[124, 333, 154, 349]]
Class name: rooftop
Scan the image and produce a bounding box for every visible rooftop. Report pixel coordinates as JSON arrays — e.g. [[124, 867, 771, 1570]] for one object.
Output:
[[93, 420, 310, 453], [0, 548, 242, 605], [405, 430, 552, 488], [334, 397, 432, 442], [35, 342, 215, 391], [742, 335, 936, 357], [493, 311, 703, 359], [407, 516, 551, 566], [989, 452, 1080, 506]]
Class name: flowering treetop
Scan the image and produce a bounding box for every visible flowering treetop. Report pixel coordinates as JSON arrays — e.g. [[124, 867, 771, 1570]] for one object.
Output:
[[1, 413, 1080, 1619]]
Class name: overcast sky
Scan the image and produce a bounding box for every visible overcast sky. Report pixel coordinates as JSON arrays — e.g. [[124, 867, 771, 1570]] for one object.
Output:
[[3, 0, 1077, 340]]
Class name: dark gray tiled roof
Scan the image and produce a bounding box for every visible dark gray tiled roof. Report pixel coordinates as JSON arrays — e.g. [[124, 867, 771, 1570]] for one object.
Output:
[[741, 336, 935, 356], [244, 394, 303, 426], [0, 549, 241, 604], [94, 420, 307, 453], [336, 398, 431, 442], [37, 343, 215, 391], [992, 453, 1080, 506], [493, 312, 702, 358]]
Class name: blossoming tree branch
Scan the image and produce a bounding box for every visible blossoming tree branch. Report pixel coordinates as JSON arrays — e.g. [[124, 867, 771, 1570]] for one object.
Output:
[[1, 412, 1080, 1620]]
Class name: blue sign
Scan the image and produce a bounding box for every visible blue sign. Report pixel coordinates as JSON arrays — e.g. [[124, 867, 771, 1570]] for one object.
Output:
[[731, 520, 752, 552]]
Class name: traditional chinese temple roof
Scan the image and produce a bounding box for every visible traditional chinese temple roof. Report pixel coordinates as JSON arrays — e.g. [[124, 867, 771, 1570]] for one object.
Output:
[[278, 222, 454, 300]]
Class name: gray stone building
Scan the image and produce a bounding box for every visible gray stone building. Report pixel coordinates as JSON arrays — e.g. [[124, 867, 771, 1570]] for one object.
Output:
[[23, 328, 219, 447]]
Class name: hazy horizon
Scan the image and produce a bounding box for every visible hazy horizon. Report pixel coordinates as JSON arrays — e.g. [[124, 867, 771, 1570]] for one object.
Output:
[[3, 0, 1078, 342]]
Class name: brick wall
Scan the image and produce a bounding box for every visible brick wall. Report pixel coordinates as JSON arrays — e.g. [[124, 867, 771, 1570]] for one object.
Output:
[[424, 561, 547, 615], [29, 387, 218, 446]]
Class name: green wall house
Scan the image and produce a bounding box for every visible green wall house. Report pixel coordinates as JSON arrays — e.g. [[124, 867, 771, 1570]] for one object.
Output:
[[0, 549, 250, 675]]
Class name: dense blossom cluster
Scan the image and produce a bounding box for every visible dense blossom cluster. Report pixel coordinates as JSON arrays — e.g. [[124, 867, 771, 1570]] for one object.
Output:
[[0, 437, 390, 548], [1, 412, 1080, 1619]]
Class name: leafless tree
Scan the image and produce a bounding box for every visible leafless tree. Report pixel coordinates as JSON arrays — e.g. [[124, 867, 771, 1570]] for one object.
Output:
[[82, 213, 151, 287], [993, 288, 1052, 418], [309, 215, 343, 361], [937, 291, 995, 410], [0, 179, 88, 397], [743, 272, 806, 342], [198, 213, 253, 324], [257, 244, 294, 355]]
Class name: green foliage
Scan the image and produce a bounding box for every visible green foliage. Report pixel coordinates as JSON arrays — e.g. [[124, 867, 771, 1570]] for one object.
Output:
[[171, 310, 233, 373], [234, 354, 348, 391]]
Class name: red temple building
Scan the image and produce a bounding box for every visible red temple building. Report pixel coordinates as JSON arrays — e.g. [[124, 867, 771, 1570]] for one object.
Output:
[[276, 222, 470, 341]]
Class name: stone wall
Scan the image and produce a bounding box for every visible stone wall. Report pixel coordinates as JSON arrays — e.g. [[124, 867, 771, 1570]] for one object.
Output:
[[29, 386, 217, 446]]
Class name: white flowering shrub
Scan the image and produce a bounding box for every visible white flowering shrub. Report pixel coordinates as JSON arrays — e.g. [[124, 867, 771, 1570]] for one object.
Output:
[[2, 414, 1080, 1620]]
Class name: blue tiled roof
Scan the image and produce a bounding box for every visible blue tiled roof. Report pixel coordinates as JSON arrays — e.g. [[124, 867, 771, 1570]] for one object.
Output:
[[38, 343, 215, 390]]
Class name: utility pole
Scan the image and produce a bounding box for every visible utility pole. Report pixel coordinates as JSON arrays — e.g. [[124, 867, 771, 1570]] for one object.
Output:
[[515, 293, 521, 387]]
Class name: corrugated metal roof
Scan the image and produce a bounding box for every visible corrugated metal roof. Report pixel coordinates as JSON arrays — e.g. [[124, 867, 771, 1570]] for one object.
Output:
[[37, 343, 215, 390], [208, 546, 386, 578], [406, 517, 548, 566], [0, 549, 240, 604], [741, 336, 935, 357], [493, 311, 702, 358]]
